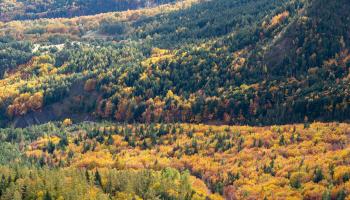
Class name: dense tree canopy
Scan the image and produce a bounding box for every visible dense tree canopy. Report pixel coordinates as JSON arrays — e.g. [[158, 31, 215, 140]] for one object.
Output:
[[0, 122, 350, 199], [0, 0, 349, 127], [0, 0, 349, 198], [0, 0, 178, 21]]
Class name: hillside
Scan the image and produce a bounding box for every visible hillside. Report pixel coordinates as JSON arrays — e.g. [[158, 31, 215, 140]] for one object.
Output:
[[0, 0, 177, 21], [0, 0, 349, 127], [0, 0, 349, 199]]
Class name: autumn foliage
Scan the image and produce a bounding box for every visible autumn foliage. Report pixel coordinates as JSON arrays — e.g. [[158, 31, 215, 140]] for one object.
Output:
[[18, 122, 350, 199]]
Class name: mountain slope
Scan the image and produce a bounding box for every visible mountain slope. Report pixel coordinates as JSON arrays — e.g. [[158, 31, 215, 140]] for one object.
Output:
[[0, 0, 350, 200], [264, 0, 350, 76], [0, 0, 349, 127], [0, 0, 177, 21]]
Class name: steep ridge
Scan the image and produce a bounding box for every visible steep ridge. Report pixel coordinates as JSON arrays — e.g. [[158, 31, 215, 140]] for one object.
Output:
[[257, 0, 350, 122], [264, 0, 350, 76]]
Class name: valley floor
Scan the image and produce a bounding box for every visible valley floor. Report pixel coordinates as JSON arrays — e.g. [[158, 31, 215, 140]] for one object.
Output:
[[1, 122, 350, 199]]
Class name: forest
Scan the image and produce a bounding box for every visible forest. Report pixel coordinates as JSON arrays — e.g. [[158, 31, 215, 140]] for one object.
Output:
[[0, 0, 349, 199], [1, 122, 350, 199], [0, 0, 349, 127], [0, 0, 177, 21]]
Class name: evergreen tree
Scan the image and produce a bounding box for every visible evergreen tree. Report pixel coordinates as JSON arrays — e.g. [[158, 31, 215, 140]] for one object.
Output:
[[44, 191, 52, 200], [94, 170, 102, 187], [313, 167, 324, 183], [47, 141, 55, 154], [107, 135, 114, 145], [85, 170, 90, 183]]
